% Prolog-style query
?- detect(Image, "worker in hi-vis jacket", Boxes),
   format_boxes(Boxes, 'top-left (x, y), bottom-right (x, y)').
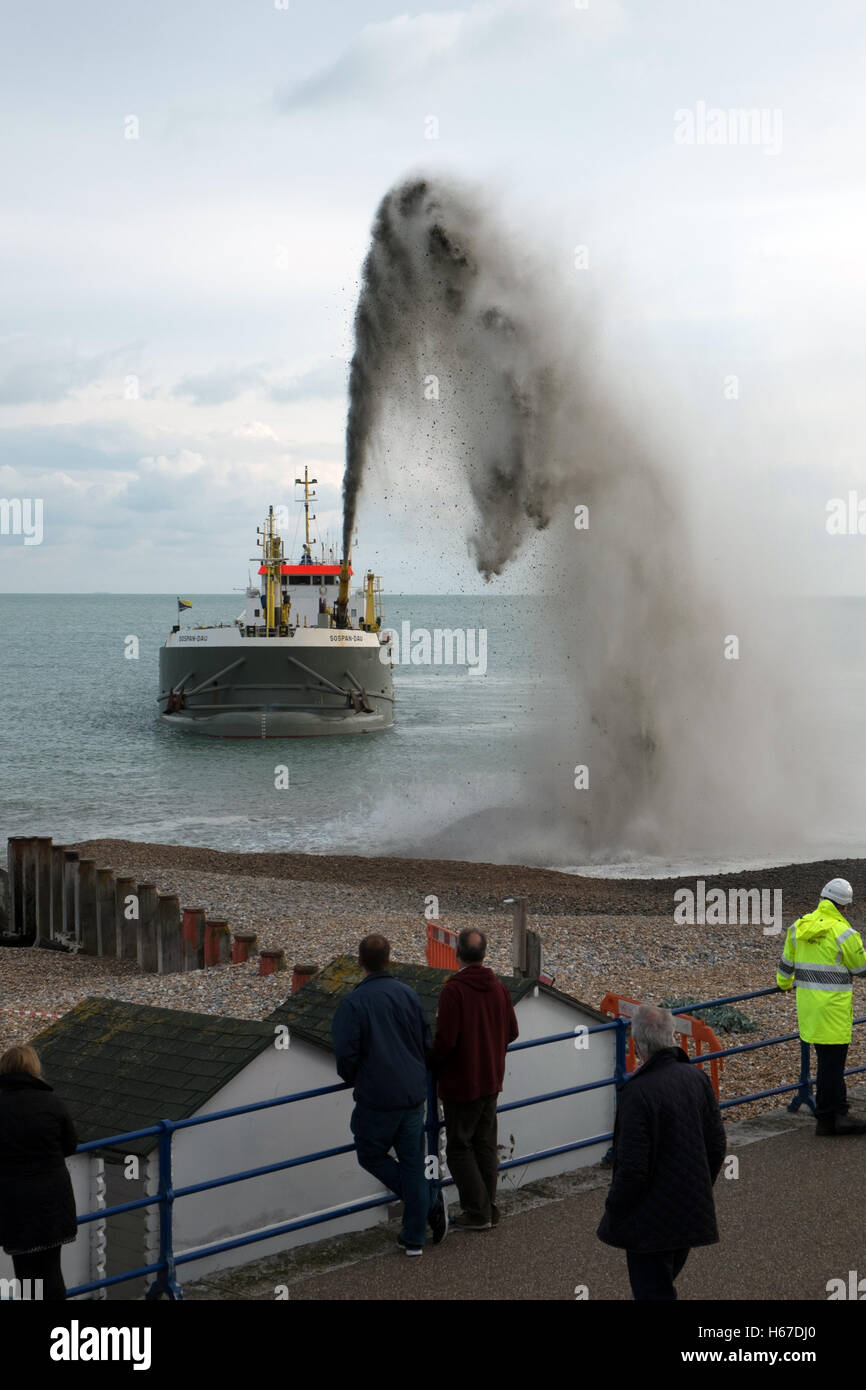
top-left (776, 877), bottom-right (866, 1136)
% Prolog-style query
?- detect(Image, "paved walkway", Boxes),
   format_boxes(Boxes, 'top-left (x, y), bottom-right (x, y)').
top-left (185, 1095), bottom-right (866, 1301)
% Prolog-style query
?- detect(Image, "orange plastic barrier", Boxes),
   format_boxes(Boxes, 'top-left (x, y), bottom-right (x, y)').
top-left (426, 921), bottom-right (458, 970)
top-left (600, 992), bottom-right (724, 1099)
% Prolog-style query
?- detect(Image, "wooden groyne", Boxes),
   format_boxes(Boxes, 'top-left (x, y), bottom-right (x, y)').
top-left (2, 836), bottom-right (291, 979)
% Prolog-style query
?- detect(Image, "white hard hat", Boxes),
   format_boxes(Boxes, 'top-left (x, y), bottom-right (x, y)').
top-left (821, 877), bottom-right (853, 906)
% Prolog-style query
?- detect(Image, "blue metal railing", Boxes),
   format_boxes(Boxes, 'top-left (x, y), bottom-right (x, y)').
top-left (64, 985), bottom-right (866, 1300)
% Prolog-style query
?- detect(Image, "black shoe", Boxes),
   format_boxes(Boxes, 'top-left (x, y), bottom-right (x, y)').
top-left (396, 1235), bottom-right (423, 1256)
top-left (451, 1213), bottom-right (492, 1232)
top-left (429, 1191), bottom-right (449, 1245)
top-left (832, 1114), bottom-right (866, 1135)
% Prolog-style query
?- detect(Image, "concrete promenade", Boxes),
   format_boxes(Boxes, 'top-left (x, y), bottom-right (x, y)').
top-left (185, 1091), bottom-right (866, 1301)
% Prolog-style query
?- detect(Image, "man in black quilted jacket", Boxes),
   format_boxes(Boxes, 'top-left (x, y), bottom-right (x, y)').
top-left (597, 1004), bottom-right (726, 1300)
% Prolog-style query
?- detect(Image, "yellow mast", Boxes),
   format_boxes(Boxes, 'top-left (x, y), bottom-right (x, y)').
top-left (257, 506), bottom-right (286, 632)
top-left (294, 467), bottom-right (317, 561)
top-left (364, 572), bottom-right (377, 630)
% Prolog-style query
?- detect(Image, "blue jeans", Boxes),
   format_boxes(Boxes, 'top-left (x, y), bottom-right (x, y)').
top-left (351, 1102), bottom-right (438, 1247)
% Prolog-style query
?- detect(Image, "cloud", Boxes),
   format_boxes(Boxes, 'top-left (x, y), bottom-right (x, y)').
top-left (230, 421), bottom-right (281, 441)
top-left (173, 363), bottom-right (269, 405)
top-left (0, 337), bottom-right (142, 405)
top-left (173, 358), bottom-right (347, 405)
top-left (276, 0), bottom-right (624, 112)
top-left (277, 8), bottom-right (496, 111)
top-left (267, 360), bottom-right (347, 402)
top-left (0, 421), bottom-right (148, 474)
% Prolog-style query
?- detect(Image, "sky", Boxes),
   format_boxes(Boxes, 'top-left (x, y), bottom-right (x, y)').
top-left (1, 0), bottom-right (865, 593)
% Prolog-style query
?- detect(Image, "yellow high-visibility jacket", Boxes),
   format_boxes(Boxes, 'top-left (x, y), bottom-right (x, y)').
top-left (776, 899), bottom-right (866, 1044)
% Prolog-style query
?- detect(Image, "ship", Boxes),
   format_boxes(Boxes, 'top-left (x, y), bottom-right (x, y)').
top-left (158, 469), bottom-right (394, 737)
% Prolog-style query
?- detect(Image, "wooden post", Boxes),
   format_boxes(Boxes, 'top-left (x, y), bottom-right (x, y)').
top-left (78, 860), bottom-right (98, 954)
top-left (157, 894), bottom-right (182, 975)
top-left (136, 884), bottom-right (159, 972)
top-left (259, 949), bottom-right (287, 976)
top-left (50, 844), bottom-right (66, 939)
top-left (20, 836), bottom-right (38, 941)
top-left (525, 928), bottom-right (543, 980)
top-left (115, 877), bottom-right (138, 959)
top-left (232, 931), bottom-right (258, 965)
top-left (63, 851), bottom-right (80, 941)
top-left (96, 869), bottom-right (117, 957)
top-left (204, 919), bottom-right (231, 967)
top-left (510, 896), bottom-right (528, 976)
top-left (33, 837), bottom-right (53, 945)
top-left (7, 837), bottom-right (26, 934)
top-left (291, 962), bottom-right (318, 993)
top-left (182, 907), bottom-right (206, 971)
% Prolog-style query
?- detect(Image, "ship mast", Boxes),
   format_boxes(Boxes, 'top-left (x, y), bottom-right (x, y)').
top-left (294, 467), bottom-right (317, 562)
top-left (257, 505), bottom-right (287, 633)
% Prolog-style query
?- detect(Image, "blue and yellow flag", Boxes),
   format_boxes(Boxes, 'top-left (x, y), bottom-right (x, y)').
top-left (177, 598), bottom-right (193, 612)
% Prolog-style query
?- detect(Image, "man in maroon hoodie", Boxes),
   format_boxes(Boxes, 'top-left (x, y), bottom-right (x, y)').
top-left (432, 929), bottom-right (519, 1231)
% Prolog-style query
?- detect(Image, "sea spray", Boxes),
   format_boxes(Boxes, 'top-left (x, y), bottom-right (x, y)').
top-left (344, 173), bottom-right (823, 861)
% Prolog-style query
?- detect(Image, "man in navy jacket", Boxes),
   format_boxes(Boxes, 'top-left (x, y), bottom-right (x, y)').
top-left (332, 934), bottom-right (447, 1254)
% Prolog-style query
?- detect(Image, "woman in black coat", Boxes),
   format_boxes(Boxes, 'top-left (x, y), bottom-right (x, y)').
top-left (0, 1044), bottom-right (79, 1300)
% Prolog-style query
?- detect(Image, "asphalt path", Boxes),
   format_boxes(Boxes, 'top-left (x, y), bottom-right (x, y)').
top-left (285, 1121), bottom-right (864, 1301)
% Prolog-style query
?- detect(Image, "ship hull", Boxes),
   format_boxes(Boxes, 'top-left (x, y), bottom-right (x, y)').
top-left (158, 630), bottom-right (394, 738)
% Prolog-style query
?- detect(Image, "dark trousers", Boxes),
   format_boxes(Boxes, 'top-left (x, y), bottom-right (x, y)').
top-left (11, 1247), bottom-right (66, 1301)
top-left (626, 1247), bottom-right (690, 1301)
top-left (814, 1042), bottom-right (849, 1118)
top-left (351, 1102), bottom-right (438, 1247)
top-left (443, 1094), bottom-right (499, 1224)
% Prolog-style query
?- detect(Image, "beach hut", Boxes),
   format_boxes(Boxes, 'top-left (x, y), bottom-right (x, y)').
top-left (3, 958), bottom-right (615, 1298)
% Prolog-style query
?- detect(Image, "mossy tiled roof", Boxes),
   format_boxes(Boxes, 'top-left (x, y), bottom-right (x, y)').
top-left (31, 997), bottom-right (275, 1157)
top-left (266, 955), bottom-right (465, 1049)
top-left (266, 954), bottom-right (606, 1051)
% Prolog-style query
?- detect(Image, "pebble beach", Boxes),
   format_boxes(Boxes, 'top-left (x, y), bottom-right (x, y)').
top-left (2, 839), bottom-right (865, 1121)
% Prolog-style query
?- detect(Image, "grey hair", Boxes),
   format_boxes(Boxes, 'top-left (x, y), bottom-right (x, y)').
top-left (631, 1005), bottom-right (678, 1058)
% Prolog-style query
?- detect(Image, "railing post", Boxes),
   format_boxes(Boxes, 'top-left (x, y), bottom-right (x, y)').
top-left (145, 1120), bottom-right (183, 1300)
top-left (602, 1017), bottom-right (629, 1165)
top-left (788, 1040), bottom-right (816, 1114)
top-left (613, 1015), bottom-right (628, 1085)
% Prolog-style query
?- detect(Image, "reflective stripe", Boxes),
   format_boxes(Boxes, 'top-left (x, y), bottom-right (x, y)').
top-left (851, 965), bottom-right (866, 977)
top-left (836, 928), bottom-right (857, 944)
top-left (795, 964), bottom-right (851, 984)
top-left (794, 976), bottom-right (853, 994)
top-left (777, 960), bottom-right (795, 977)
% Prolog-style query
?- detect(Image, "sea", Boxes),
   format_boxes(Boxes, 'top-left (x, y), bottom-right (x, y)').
top-left (1, 593), bottom-right (865, 875)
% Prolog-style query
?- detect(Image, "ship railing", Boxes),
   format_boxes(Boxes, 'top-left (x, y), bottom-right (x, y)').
top-left (63, 985), bottom-right (866, 1299)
